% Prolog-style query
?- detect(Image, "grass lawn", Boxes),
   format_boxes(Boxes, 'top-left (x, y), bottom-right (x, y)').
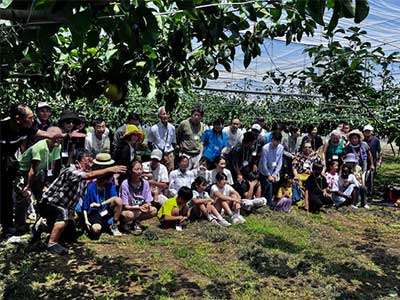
top-left (1, 156), bottom-right (399, 300)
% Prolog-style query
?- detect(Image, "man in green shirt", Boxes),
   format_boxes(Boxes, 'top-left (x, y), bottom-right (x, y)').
top-left (15, 126), bottom-right (64, 232)
top-left (176, 106), bottom-right (205, 169)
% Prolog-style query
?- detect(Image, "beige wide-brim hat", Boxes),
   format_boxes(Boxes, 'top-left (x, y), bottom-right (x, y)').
top-left (348, 129), bottom-right (364, 140)
top-left (93, 153), bottom-right (115, 166)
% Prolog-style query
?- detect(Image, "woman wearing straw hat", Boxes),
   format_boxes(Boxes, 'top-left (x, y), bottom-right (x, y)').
top-left (82, 153), bottom-right (124, 238)
top-left (345, 129), bottom-right (374, 173)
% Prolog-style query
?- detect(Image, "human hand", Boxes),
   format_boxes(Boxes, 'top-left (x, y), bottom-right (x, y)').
top-left (85, 221), bottom-right (92, 231)
top-left (250, 180), bottom-right (258, 187)
top-left (268, 175), bottom-right (275, 182)
top-left (22, 186), bottom-right (32, 198)
top-left (139, 204), bottom-right (150, 212)
top-left (90, 202), bottom-right (101, 208)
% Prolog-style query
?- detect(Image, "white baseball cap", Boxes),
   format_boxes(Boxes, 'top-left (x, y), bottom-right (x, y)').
top-left (150, 149), bottom-right (163, 161)
top-left (363, 124), bottom-right (374, 131)
top-left (251, 124), bottom-right (261, 132)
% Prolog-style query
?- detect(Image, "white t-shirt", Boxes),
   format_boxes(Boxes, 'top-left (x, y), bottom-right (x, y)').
top-left (223, 126), bottom-right (243, 151)
top-left (142, 161), bottom-right (169, 193)
top-left (210, 184), bottom-right (235, 199)
top-left (169, 169), bottom-right (195, 196)
top-left (338, 174), bottom-right (360, 191)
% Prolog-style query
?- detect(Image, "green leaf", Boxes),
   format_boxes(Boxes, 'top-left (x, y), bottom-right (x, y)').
top-left (244, 51), bottom-right (251, 68)
top-left (0, 0), bottom-right (13, 8)
top-left (307, 0), bottom-right (326, 26)
top-left (39, 0), bottom-right (57, 10)
top-left (69, 10), bottom-right (91, 48)
top-left (86, 48), bottom-right (97, 55)
top-left (136, 61), bottom-right (146, 67)
top-left (105, 49), bottom-right (118, 60)
top-left (146, 76), bottom-right (157, 99)
top-left (270, 7), bottom-right (282, 21)
top-left (327, 5), bottom-right (339, 33)
top-left (221, 61), bottom-right (232, 73)
top-left (355, 0), bottom-right (369, 23)
top-left (296, 0), bottom-right (307, 17)
top-left (326, 0), bottom-right (335, 9)
top-left (341, 0), bottom-right (355, 18)
top-left (176, 0), bottom-right (194, 10)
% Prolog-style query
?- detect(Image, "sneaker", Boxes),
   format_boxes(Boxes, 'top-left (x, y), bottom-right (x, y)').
top-left (237, 214), bottom-right (246, 224)
top-left (218, 218), bottom-right (231, 227)
top-left (110, 224), bottom-right (122, 237)
top-left (363, 204), bottom-right (370, 209)
top-left (47, 243), bottom-right (68, 255)
top-left (175, 224), bottom-right (183, 231)
top-left (28, 212), bottom-right (37, 221)
top-left (132, 223), bottom-right (143, 235)
top-left (31, 217), bottom-right (45, 242)
top-left (350, 205), bottom-right (359, 209)
top-left (241, 200), bottom-right (253, 211)
top-left (231, 217), bottom-right (241, 225)
top-left (210, 218), bottom-right (220, 226)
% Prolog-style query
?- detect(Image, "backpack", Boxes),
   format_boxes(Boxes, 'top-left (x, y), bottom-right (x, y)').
top-left (384, 185), bottom-right (400, 203)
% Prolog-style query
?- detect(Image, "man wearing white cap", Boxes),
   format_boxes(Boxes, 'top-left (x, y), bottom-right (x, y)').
top-left (27, 102), bottom-right (53, 147)
top-left (363, 125), bottom-right (382, 169)
top-left (142, 149), bottom-right (169, 205)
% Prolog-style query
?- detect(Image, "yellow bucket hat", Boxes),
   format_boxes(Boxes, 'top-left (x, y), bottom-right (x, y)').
top-left (123, 124), bottom-right (144, 143)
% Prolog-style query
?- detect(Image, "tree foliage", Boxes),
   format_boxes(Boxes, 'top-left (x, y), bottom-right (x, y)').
top-left (0, 0), bottom-right (370, 108)
top-left (267, 26), bottom-right (400, 145)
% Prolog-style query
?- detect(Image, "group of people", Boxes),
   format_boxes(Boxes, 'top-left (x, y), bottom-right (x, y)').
top-left (0, 102), bottom-right (382, 255)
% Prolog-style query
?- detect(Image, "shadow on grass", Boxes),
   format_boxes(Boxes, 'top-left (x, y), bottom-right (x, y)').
top-left (258, 234), bottom-right (305, 254)
top-left (0, 242), bottom-right (208, 300)
top-left (299, 229), bottom-right (400, 300)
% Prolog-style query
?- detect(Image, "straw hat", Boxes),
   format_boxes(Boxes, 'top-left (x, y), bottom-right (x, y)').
top-left (93, 153), bottom-right (115, 166)
top-left (348, 129), bottom-right (364, 140)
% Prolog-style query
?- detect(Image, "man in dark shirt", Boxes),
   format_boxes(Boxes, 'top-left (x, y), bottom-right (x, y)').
top-left (0, 104), bottom-right (55, 238)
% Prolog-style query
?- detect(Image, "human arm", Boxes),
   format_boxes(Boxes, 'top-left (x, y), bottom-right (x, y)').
top-left (368, 149), bottom-right (375, 171)
top-left (272, 146), bottom-right (283, 177)
top-left (212, 186), bottom-right (241, 203)
top-left (192, 196), bottom-right (213, 205)
top-left (82, 165), bottom-right (127, 180)
top-left (243, 180), bottom-right (257, 199)
top-left (24, 160), bottom-right (40, 191)
top-left (83, 210), bottom-right (92, 230)
top-left (148, 179), bottom-right (168, 190)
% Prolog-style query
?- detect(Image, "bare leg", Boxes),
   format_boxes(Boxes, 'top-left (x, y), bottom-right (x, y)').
top-left (48, 221), bottom-right (67, 245)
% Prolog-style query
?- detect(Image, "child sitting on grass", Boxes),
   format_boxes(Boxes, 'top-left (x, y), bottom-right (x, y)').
top-left (190, 176), bottom-right (231, 227)
top-left (273, 175), bottom-right (293, 212)
top-left (157, 186), bottom-right (193, 231)
top-left (210, 172), bottom-right (245, 225)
